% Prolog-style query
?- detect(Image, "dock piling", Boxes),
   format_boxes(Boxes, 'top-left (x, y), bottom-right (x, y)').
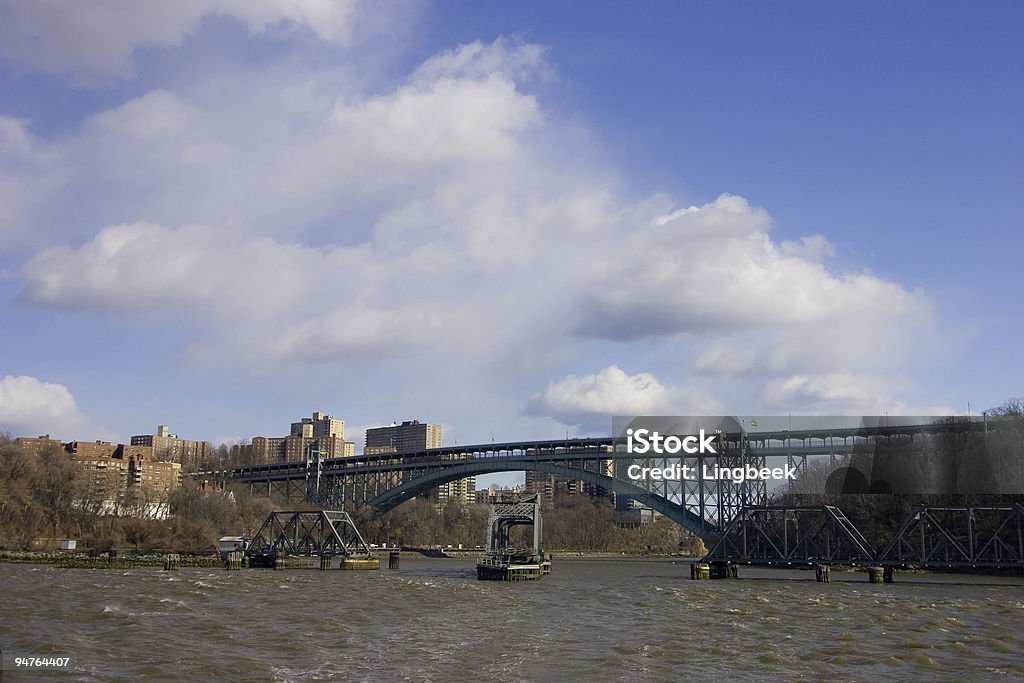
top-left (691, 562), bottom-right (711, 580)
top-left (225, 551), bottom-right (242, 570)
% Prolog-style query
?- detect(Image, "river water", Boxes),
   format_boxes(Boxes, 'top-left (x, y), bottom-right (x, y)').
top-left (1, 558), bottom-right (1022, 682)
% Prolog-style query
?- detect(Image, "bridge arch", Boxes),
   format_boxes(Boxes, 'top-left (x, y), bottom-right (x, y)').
top-left (365, 460), bottom-right (717, 541)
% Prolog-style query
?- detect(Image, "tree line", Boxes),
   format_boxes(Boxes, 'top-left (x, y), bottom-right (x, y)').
top-left (0, 436), bottom-right (275, 553)
top-left (0, 435), bottom-right (702, 555)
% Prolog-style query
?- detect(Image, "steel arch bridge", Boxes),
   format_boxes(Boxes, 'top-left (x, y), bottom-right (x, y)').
top-left (204, 435), bottom-right (768, 541)
top-left (367, 457), bottom-right (715, 536)
top-left (201, 419), bottom-right (1000, 544)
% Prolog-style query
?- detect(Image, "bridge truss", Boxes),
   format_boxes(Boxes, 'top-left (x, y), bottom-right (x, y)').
top-left (217, 436), bottom-right (772, 540)
top-left (703, 505), bottom-right (877, 566)
top-left (704, 504), bottom-right (1024, 570)
top-left (877, 504), bottom-right (1024, 568)
top-left (247, 510), bottom-right (372, 559)
top-left (485, 494), bottom-right (542, 557)
top-left (205, 419), bottom-right (1005, 544)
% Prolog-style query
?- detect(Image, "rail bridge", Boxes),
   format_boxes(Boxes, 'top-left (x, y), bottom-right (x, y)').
top-left (202, 419), bottom-right (999, 543)
top-left (703, 503), bottom-right (1024, 570)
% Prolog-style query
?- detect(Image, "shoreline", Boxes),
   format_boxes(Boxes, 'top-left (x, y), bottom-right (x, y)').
top-left (0, 551), bottom-right (223, 569)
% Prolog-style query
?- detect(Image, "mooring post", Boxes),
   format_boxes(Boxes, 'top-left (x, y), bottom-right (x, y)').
top-left (389, 551), bottom-right (400, 569)
top-left (815, 564), bottom-right (830, 583)
top-left (225, 551), bottom-right (242, 570)
top-left (163, 553), bottom-right (180, 571)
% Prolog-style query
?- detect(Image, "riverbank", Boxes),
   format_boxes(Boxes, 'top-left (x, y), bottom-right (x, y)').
top-left (0, 550), bottom-right (223, 569)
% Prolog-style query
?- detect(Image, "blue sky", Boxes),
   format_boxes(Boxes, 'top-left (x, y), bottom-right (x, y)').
top-left (0, 1), bottom-right (1021, 473)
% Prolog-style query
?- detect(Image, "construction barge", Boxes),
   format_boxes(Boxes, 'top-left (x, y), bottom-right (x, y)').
top-left (476, 494), bottom-right (551, 581)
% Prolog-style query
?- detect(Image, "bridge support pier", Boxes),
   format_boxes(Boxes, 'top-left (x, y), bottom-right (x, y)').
top-left (690, 562), bottom-right (710, 580)
top-left (709, 560), bottom-right (739, 579)
top-left (815, 564), bottom-right (830, 583)
top-left (389, 551), bottom-right (400, 569)
top-left (320, 555), bottom-right (332, 570)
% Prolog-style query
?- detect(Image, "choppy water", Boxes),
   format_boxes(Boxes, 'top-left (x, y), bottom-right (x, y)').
top-left (2, 558), bottom-right (1023, 682)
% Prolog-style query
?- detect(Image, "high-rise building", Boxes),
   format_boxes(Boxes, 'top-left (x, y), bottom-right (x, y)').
top-left (249, 436), bottom-right (286, 465)
top-left (130, 425), bottom-right (211, 471)
top-left (65, 440), bottom-right (117, 459)
top-left (524, 471), bottom-right (556, 502)
top-left (290, 411), bottom-right (344, 439)
top-left (525, 458), bottom-right (613, 506)
top-left (365, 421), bottom-right (474, 506)
top-left (365, 420), bottom-right (442, 453)
top-left (71, 449), bottom-right (130, 505)
top-left (242, 412), bottom-right (354, 466)
top-left (67, 442), bottom-right (181, 514)
top-left (120, 445), bottom-right (181, 495)
top-left (439, 475), bottom-right (476, 506)
top-left (13, 435), bottom-right (63, 453)
top-left (283, 434), bottom-right (354, 462)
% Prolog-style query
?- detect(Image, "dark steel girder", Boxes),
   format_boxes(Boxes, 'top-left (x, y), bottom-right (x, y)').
top-left (364, 459), bottom-right (717, 540)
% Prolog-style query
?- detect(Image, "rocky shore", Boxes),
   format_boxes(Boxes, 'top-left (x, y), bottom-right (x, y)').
top-left (0, 550), bottom-right (223, 569)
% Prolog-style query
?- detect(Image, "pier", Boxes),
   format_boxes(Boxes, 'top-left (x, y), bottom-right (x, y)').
top-left (477, 494), bottom-right (551, 581)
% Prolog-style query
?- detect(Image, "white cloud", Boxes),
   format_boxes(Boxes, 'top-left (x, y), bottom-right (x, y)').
top-left (0, 375), bottom-right (90, 439)
top-left (20, 222), bottom-right (326, 317)
top-left (0, 37), bottom-right (550, 252)
top-left (524, 366), bottom-right (721, 431)
top-left (755, 373), bottom-right (964, 417)
top-left (412, 37), bottom-right (551, 85)
top-left (330, 75), bottom-right (541, 165)
top-left (780, 234), bottom-right (835, 260)
top-left (0, 0), bottom-right (359, 84)
top-left (573, 193), bottom-right (928, 340)
top-left (5, 27), bottom-right (947, 427)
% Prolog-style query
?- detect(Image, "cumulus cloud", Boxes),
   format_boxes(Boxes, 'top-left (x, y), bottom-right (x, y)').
top-left (758, 373), bottom-right (912, 414)
top-left (573, 193), bottom-right (927, 341)
top-left (524, 366), bottom-right (721, 432)
top-left (18, 221), bottom-right (457, 362)
top-left (0, 0), bottom-right (359, 84)
top-left (5, 23), bottom-right (943, 426)
top-left (0, 38), bottom-right (550, 252)
top-left (0, 375), bottom-right (90, 438)
top-left (330, 75), bottom-right (541, 165)
top-left (412, 37), bottom-right (551, 85)
top-left (21, 222), bottom-right (331, 316)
